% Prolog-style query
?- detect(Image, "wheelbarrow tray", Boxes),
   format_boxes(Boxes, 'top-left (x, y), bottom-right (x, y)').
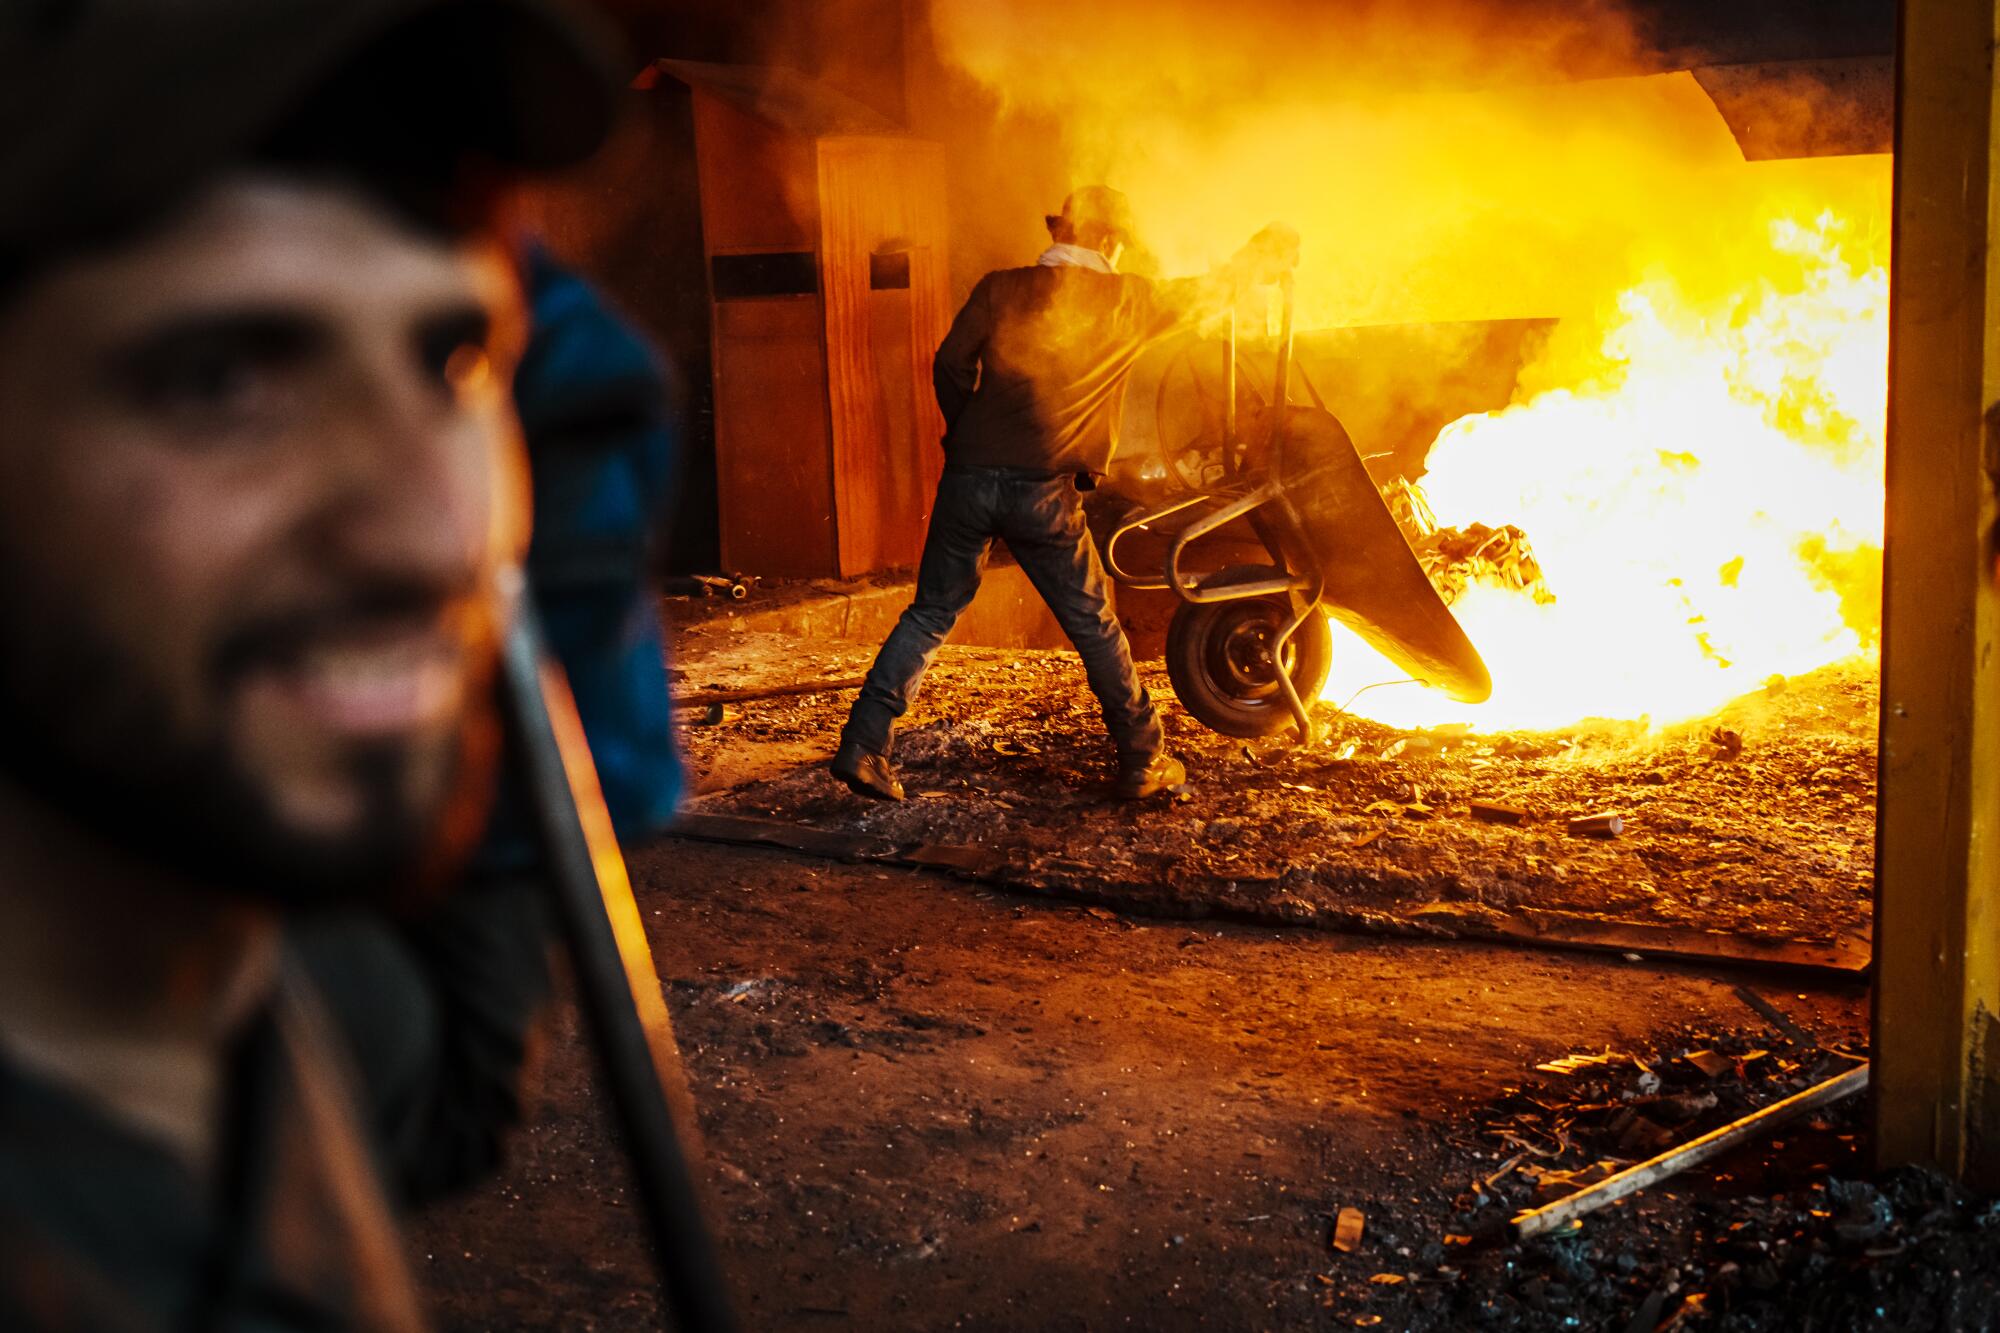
top-left (1276, 406), bottom-right (1492, 704)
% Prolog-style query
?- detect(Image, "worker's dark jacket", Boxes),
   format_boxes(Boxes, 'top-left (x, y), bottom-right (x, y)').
top-left (934, 265), bottom-right (1182, 476)
top-left (0, 255), bottom-right (682, 1332)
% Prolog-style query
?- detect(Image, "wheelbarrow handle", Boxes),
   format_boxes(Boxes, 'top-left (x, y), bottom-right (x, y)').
top-left (1268, 271), bottom-right (1297, 470)
top-left (1165, 481), bottom-right (1296, 603)
top-left (500, 593), bottom-right (739, 1333)
top-left (1105, 493), bottom-right (1209, 588)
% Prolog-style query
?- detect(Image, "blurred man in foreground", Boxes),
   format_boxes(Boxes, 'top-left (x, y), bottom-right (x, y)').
top-left (0, 1), bottom-right (629, 1327)
top-left (832, 187), bottom-right (1298, 802)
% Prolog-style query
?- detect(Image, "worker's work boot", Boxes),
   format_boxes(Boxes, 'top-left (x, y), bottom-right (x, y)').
top-left (1115, 753), bottom-right (1186, 800)
top-left (831, 742), bottom-right (905, 801)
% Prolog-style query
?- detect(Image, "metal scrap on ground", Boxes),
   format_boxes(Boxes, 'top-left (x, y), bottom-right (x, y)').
top-left (1566, 812), bottom-right (1625, 838)
top-left (1332, 1207), bottom-right (1367, 1253)
top-left (1511, 1063), bottom-right (1871, 1240)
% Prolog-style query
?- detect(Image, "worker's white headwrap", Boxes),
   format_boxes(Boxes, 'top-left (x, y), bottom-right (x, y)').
top-left (1038, 242), bottom-right (1118, 274)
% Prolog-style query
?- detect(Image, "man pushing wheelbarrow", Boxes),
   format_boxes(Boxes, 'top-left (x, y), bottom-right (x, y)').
top-left (830, 186), bottom-right (1299, 802)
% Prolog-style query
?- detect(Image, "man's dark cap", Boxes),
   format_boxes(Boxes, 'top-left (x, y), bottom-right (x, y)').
top-left (1046, 185), bottom-right (1135, 243)
top-left (0, 0), bottom-right (626, 262)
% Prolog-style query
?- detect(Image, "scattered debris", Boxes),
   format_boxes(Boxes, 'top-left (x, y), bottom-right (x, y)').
top-left (1622, 1288), bottom-right (1669, 1333)
top-left (1468, 800), bottom-right (1528, 825)
top-left (991, 738), bottom-right (1042, 756)
top-left (1566, 812), bottom-right (1624, 838)
top-left (1535, 1051), bottom-right (1628, 1076)
top-left (1332, 1207), bottom-right (1366, 1253)
top-left (1684, 1049), bottom-right (1735, 1079)
top-left (675, 675), bottom-right (866, 709)
top-left (1733, 984), bottom-right (1822, 1049)
top-left (1511, 1063), bottom-right (1870, 1239)
top-left (1302, 1025), bottom-right (1943, 1330)
top-left (664, 572), bottom-right (756, 600)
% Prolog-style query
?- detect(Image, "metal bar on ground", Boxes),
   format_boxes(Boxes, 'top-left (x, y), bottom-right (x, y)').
top-left (674, 676), bottom-right (867, 709)
top-left (1512, 1064), bottom-right (1871, 1240)
top-left (502, 601), bottom-right (738, 1332)
top-left (1875, 0), bottom-right (2000, 1185)
top-left (1732, 984), bottom-right (1820, 1049)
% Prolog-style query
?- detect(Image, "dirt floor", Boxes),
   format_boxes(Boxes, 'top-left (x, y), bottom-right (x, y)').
top-left (677, 628), bottom-right (1877, 955)
top-left (401, 620), bottom-right (1932, 1330)
top-left (408, 836), bottom-right (1875, 1332)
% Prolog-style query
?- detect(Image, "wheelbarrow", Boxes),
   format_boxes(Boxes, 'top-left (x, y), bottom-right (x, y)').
top-left (1103, 275), bottom-right (1493, 744)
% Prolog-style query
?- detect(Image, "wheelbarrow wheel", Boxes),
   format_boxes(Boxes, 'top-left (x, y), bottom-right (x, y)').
top-left (1164, 570), bottom-right (1333, 739)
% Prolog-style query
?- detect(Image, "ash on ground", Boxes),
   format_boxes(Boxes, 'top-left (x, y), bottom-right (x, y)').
top-left (682, 635), bottom-right (1876, 948)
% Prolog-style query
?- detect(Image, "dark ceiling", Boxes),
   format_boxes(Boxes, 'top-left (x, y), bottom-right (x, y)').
top-left (595, 0), bottom-right (1896, 72)
top-left (587, 0), bottom-right (1897, 134)
top-left (1628, 0), bottom-right (1893, 64)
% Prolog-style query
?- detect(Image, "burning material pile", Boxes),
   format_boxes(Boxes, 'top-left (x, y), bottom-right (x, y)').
top-left (1383, 477), bottom-right (1552, 609)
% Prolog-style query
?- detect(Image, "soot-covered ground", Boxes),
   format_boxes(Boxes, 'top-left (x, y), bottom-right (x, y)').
top-left (679, 629), bottom-right (1875, 957)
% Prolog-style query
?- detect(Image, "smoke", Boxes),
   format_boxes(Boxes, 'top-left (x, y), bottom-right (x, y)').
top-left (919, 0), bottom-right (1887, 333)
top-left (931, 0), bottom-right (1650, 111)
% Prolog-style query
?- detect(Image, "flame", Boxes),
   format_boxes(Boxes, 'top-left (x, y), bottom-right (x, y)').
top-left (926, 0), bottom-right (1892, 732)
top-left (1326, 207), bottom-right (1888, 731)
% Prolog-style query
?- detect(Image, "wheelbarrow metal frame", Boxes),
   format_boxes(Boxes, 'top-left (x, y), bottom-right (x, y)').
top-left (1103, 274), bottom-right (1327, 743)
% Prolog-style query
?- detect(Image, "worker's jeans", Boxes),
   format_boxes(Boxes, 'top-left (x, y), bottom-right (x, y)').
top-left (841, 464), bottom-right (1165, 764)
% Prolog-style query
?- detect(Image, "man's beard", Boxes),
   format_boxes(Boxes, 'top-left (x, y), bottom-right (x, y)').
top-left (0, 565), bottom-right (499, 910)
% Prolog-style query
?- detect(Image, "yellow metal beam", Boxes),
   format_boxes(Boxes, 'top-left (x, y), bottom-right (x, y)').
top-left (1875, 0), bottom-right (2000, 1182)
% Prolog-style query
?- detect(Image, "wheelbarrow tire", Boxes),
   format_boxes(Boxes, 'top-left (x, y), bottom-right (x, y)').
top-left (1164, 571), bottom-right (1333, 739)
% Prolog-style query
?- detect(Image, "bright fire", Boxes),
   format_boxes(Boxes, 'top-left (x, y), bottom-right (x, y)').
top-left (928, 0), bottom-right (1892, 733)
top-left (1324, 207), bottom-right (1888, 731)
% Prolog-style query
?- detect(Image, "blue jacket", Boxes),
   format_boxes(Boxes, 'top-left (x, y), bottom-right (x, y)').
top-left (483, 248), bottom-right (684, 861)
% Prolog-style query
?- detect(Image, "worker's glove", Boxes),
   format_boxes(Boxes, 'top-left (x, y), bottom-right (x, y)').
top-left (1231, 222), bottom-right (1301, 284)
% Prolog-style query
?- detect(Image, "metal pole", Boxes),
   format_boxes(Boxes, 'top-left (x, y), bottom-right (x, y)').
top-left (1874, 0), bottom-right (2000, 1186)
top-left (1263, 273), bottom-right (1314, 745)
top-left (500, 598), bottom-right (738, 1331)
top-left (1268, 272), bottom-right (1297, 473)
